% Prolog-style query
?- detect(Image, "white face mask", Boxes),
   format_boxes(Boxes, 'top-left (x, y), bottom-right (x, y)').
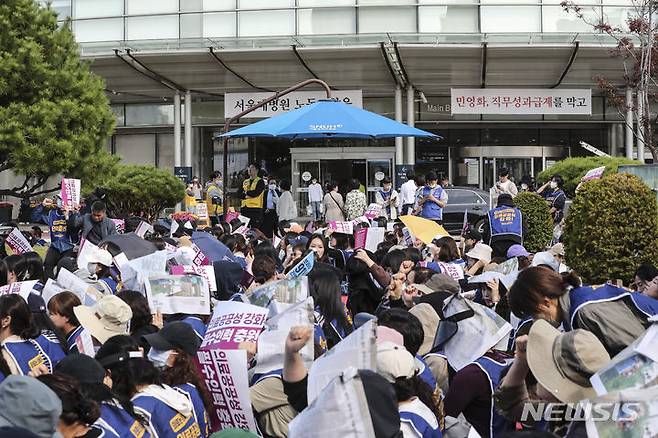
top-left (521, 183), bottom-right (528, 190)
top-left (147, 348), bottom-right (171, 369)
top-left (87, 262), bottom-right (98, 275)
top-left (550, 181), bottom-right (558, 189)
top-left (269, 183), bottom-right (277, 190)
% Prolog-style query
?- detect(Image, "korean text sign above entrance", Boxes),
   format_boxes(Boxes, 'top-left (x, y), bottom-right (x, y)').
top-left (225, 90), bottom-right (363, 119)
top-left (450, 89), bottom-right (591, 115)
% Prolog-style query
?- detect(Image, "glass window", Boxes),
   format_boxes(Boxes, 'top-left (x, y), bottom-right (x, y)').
top-left (298, 8), bottom-right (356, 35)
top-left (180, 0), bottom-right (236, 11)
top-left (605, 96), bottom-right (624, 120)
top-left (125, 104), bottom-right (175, 126)
top-left (126, 15), bottom-right (179, 40)
top-left (126, 0), bottom-right (178, 15)
top-left (420, 0), bottom-right (476, 3)
top-left (73, 18), bottom-right (123, 42)
top-left (603, 7), bottom-right (633, 31)
top-left (192, 101), bottom-right (225, 124)
top-left (157, 133), bottom-right (175, 170)
top-left (111, 105), bottom-right (125, 127)
top-left (481, 128), bottom-right (539, 145)
top-left (419, 6), bottom-right (478, 33)
top-left (238, 0), bottom-right (294, 9)
top-left (358, 7), bottom-right (416, 33)
top-left (299, 0), bottom-right (354, 5)
top-left (446, 189), bottom-right (481, 204)
top-left (73, 0), bottom-right (122, 18)
top-left (363, 97), bottom-right (395, 119)
top-left (238, 10), bottom-right (294, 36)
top-left (202, 12), bottom-right (237, 37)
top-left (44, 0), bottom-right (71, 18)
top-left (115, 134), bottom-right (156, 166)
top-left (181, 13), bottom-right (203, 38)
top-left (359, 0), bottom-right (414, 4)
top-left (481, 6), bottom-right (541, 32)
top-left (542, 6), bottom-right (599, 32)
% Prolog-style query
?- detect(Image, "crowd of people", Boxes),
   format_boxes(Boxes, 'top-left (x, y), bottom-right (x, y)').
top-left (0, 162), bottom-right (655, 438)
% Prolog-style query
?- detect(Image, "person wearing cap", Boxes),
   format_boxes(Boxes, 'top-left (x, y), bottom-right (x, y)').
top-left (0, 375), bottom-right (62, 438)
top-left (495, 320), bottom-right (610, 436)
top-left (509, 266), bottom-right (658, 356)
top-left (78, 247), bottom-right (121, 295)
top-left (461, 229), bottom-right (481, 256)
top-left (32, 196), bottom-right (76, 279)
top-left (415, 172), bottom-right (448, 224)
top-left (548, 243), bottom-right (569, 273)
top-left (55, 354), bottom-right (150, 438)
top-left (0, 294), bottom-right (65, 376)
top-left (143, 322), bottom-right (210, 436)
top-left (74, 295), bottom-right (133, 346)
top-left (375, 177), bottom-right (399, 221)
top-left (376, 341), bottom-right (442, 438)
top-left (482, 194), bottom-right (525, 259)
top-left (464, 242), bottom-right (493, 276)
top-left (96, 335), bottom-right (200, 438)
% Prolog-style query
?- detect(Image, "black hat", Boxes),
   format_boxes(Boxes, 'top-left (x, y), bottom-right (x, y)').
top-left (143, 321), bottom-right (201, 356)
top-left (464, 229), bottom-right (482, 241)
top-left (55, 354), bottom-right (105, 384)
top-left (27, 293), bottom-right (46, 314)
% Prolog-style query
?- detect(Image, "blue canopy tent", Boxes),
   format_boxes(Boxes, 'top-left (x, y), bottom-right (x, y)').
top-left (218, 100), bottom-right (440, 140)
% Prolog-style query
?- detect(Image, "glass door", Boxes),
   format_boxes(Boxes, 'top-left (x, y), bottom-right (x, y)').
top-left (495, 158), bottom-right (532, 185)
top-left (366, 159), bottom-right (392, 203)
top-left (296, 160), bottom-right (320, 217)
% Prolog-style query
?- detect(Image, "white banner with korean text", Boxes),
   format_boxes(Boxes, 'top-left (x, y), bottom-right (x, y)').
top-left (225, 90), bottom-right (363, 119)
top-left (450, 89), bottom-right (591, 115)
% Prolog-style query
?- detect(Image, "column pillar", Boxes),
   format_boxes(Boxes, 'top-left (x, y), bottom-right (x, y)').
top-left (395, 85), bottom-right (403, 165)
top-left (174, 93), bottom-right (181, 167)
top-left (406, 84), bottom-right (415, 164)
top-left (625, 88), bottom-right (634, 159)
top-left (184, 90), bottom-right (193, 168)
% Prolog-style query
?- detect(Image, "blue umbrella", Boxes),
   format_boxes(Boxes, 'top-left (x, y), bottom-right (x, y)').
top-left (191, 231), bottom-right (236, 263)
top-left (219, 100), bottom-right (439, 139)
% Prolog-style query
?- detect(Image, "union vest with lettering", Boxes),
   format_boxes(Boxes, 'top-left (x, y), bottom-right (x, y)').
top-left (173, 384), bottom-right (209, 438)
top-left (241, 177), bottom-right (264, 209)
top-left (488, 206), bottom-right (523, 243)
top-left (2, 333), bottom-right (65, 375)
top-left (420, 186), bottom-right (445, 220)
top-left (93, 400), bottom-right (150, 438)
top-left (567, 284), bottom-right (658, 331)
top-left (470, 354), bottom-right (516, 438)
top-left (132, 390), bottom-right (201, 438)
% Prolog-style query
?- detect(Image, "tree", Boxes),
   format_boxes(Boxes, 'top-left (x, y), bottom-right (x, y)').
top-left (0, 0), bottom-right (117, 198)
top-left (562, 0), bottom-right (658, 161)
top-left (514, 192), bottom-right (554, 253)
top-left (101, 165), bottom-right (185, 222)
top-left (537, 156), bottom-right (638, 196)
top-left (563, 173), bottom-right (658, 284)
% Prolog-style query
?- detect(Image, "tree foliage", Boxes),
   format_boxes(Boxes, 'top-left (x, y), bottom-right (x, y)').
top-left (101, 165), bottom-right (185, 222)
top-left (514, 192), bottom-right (554, 253)
top-left (537, 156), bottom-right (639, 196)
top-left (0, 0), bottom-right (117, 198)
top-left (563, 173), bottom-right (658, 285)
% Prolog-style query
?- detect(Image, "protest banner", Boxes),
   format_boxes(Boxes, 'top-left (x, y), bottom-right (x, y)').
top-left (287, 251), bottom-right (314, 279)
top-left (5, 228), bottom-right (33, 254)
top-left (60, 178), bottom-right (81, 209)
top-left (40, 279), bottom-right (66, 306)
top-left (237, 215), bottom-right (251, 226)
top-left (201, 301), bottom-right (268, 350)
top-left (351, 216), bottom-right (370, 226)
top-left (144, 275), bottom-right (210, 316)
top-left (402, 227), bottom-right (415, 246)
top-left (328, 221), bottom-right (353, 235)
top-left (364, 203), bottom-right (382, 220)
top-left (77, 239), bottom-right (103, 271)
top-left (224, 210), bottom-right (239, 223)
top-left (354, 228), bottom-right (367, 250)
top-left (0, 280), bottom-right (39, 301)
top-left (590, 324), bottom-right (658, 396)
top-left (164, 242), bottom-right (177, 253)
top-left (135, 221), bottom-right (152, 238)
top-left (170, 265), bottom-right (217, 292)
top-left (75, 329), bottom-right (95, 357)
top-left (110, 218), bottom-right (125, 234)
top-left (253, 297), bottom-right (315, 375)
top-left (195, 203), bottom-right (209, 221)
top-left (582, 166), bottom-right (606, 182)
top-left (584, 385), bottom-right (658, 438)
top-left (196, 349), bottom-right (257, 432)
top-left (190, 243), bottom-right (210, 266)
top-left (354, 227), bottom-right (385, 252)
top-left (249, 277), bottom-right (309, 309)
top-left (56, 268), bottom-right (100, 305)
top-left (307, 319), bottom-right (377, 403)
top-left (434, 261), bottom-right (465, 281)
top-left (170, 220), bottom-right (180, 237)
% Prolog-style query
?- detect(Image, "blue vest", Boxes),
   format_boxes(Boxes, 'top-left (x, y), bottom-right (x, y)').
top-left (33, 207), bottom-right (74, 253)
top-left (488, 206), bottom-right (522, 241)
top-left (507, 316), bottom-right (533, 351)
top-left (416, 355), bottom-right (438, 391)
top-left (66, 325), bottom-right (84, 353)
top-left (400, 410), bottom-right (443, 438)
top-left (250, 368), bottom-right (283, 387)
top-left (567, 284), bottom-right (658, 331)
top-left (132, 390), bottom-right (201, 438)
top-left (174, 384), bottom-right (209, 438)
top-left (471, 355), bottom-right (515, 438)
top-left (100, 277), bottom-right (120, 295)
top-left (93, 400), bottom-right (150, 438)
top-left (180, 317), bottom-right (207, 341)
top-left (2, 334), bottom-right (65, 375)
top-left (420, 186), bottom-right (445, 220)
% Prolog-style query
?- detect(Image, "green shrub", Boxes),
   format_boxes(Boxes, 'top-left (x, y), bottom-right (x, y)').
top-left (563, 173), bottom-right (658, 285)
top-left (537, 156), bottom-right (639, 197)
top-left (514, 192), bottom-right (554, 253)
top-left (102, 165), bottom-right (185, 222)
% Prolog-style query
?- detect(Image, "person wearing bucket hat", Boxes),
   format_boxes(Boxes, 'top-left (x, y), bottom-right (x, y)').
top-left (465, 242), bottom-right (493, 276)
top-left (74, 295), bottom-right (132, 345)
top-left (0, 375), bottom-right (62, 438)
top-left (495, 320), bottom-right (610, 435)
top-left (0, 294), bottom-right (65, 375)
top-left (143, 322), bottom-right (211, 437)
top-left (55, 354), bottom-right (149, 438)
top-left (482, 193), bottom-right (525, 259)
top-left (508, 266), bottom-right (658, 356)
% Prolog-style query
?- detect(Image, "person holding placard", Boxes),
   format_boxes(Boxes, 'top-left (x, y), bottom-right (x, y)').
top-left (32, 196), bottom-right (76, 279)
